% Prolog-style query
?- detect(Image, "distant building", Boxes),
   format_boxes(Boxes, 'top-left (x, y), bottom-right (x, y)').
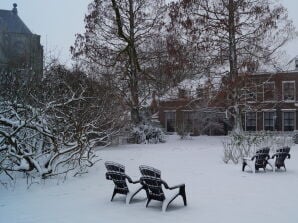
top-left (0, 3), bottom-right (43, 79)
top-left (157, 79), bottom-right (229, 136)
top-left (157, 58), bottom-right (298, 135)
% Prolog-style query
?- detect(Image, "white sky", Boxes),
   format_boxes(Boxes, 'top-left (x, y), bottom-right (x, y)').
top-left (0, 0), bottom-right (297, 65)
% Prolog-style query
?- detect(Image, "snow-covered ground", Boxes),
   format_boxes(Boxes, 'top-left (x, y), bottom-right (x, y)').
top-left (1, 135), bottom-right (298, 223)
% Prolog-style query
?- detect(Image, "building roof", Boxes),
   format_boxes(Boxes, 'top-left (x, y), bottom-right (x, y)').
top-left (0, 4), bottom-right (32, 34)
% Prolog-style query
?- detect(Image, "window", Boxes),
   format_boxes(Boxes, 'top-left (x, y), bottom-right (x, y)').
top-left (263, 82), bottom-right (275, 101)
top-left (183, 111), bottom-right (195, 133)
top-left (264, 111), bottom-right (276, 131)
top-left (283, 111), bottom-right (295, 131)
top-left (283, 81), bottom-right (295, 101)
top-left (165, 111), bottom-right (176, 132)
top-left (245, 112), bottom-right (256, 131)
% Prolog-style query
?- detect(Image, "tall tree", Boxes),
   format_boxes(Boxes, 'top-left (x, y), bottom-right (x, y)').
top-left (169, 0), bottom-right (296, 132)
top-left (71, 0), bottom-right (167, 125)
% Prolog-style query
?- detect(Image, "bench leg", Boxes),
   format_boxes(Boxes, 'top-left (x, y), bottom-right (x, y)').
top-left (242, 162), bottom-right (247, 172)
top-left (111, 190), bottom-right (117, 201)
top-left (126, 186), bottom-right (144, 204)
top-left (180, 185), bottom-right (187, 206)
top-left (162, 185), bottom-right (187, 212)
top-left (146, 198), bottom-right (151, 207)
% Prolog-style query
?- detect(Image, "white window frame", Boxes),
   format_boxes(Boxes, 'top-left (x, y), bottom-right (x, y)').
top-left (282, 81), bottom-right (295, 102)
top-left (245, 112), bottom-right (257, 131)
top-left (262, 109), bottom-right (276, 131)
top-left (263, 81), bottom-right (276, 102)
top-left (282, 109), bottom-right (296, 132)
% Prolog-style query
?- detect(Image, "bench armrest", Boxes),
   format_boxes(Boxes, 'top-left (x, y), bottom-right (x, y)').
top-left (105, 172), bottom-right (112, 180)
top-left (168, 183), bottom-right (185, 190)
top-left (287, 154), bottom-right (291, 159)
top-left (162, 179), bottom-right (185, 190)
top-left (126, 175), bottom-right (140, 184)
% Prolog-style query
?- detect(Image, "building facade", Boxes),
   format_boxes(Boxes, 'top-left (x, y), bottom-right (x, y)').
top-left (157, 60), bottom-right (298, 135)
top-left (243, 70), bottom-right (298, 132)
top-left (158, 86), bottom-right (229, 136)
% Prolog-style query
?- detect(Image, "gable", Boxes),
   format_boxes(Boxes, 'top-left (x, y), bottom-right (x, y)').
top-left (0, 9), bottom-right (32, 34)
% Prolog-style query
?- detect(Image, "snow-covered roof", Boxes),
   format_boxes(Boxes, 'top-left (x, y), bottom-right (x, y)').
top-left (159, 78), bottom-right (203, 101)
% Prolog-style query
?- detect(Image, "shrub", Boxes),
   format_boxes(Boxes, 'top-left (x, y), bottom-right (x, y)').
top-left (130, 124), bottom-right (166, 144)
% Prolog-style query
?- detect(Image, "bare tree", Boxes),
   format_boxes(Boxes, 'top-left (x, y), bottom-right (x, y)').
top-left (169, 0), bottom-right (296, 133)
top-left (71, 0), bottom-right (167, 125)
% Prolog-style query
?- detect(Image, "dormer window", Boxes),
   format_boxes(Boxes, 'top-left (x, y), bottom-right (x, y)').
top-left (196, 87), bottom-right (203, 98)
top-left (178, 88), bottom-right (191, 98)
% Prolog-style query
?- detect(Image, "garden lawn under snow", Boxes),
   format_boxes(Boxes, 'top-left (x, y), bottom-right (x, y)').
top-left (1, 135), bottom-right (298, 223)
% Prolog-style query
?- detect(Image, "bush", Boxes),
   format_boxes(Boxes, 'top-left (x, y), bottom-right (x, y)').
top-left (176, 124), bottom-right (192, 139)
top-left (222, 131), bottom-right (293, 164)
top-left (130, 124), bottom-right (166, 144)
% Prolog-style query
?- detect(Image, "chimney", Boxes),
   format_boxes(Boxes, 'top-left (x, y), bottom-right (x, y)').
top-left (12, 3), bottom-right (18, 15)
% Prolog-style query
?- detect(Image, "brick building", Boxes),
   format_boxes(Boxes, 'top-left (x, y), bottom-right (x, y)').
top-left (242, 68), bottom-right (298, 132)
top-left (157, 59), bottom-right (298, 135)
top-left (157, 79), bottom-right (228, 135)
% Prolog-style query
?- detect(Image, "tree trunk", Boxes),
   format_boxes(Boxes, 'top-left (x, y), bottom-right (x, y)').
top-left (128, 0), bottom-right (141, 125)
top-left (228, 0), bottom-right (242, 133)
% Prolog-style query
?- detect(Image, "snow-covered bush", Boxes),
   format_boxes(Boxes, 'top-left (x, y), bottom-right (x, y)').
top-left (176, 124), bottom-right (192, 139)
top-left (0, 65), bottom-right (125, 184)
top-left (222, 131), bottom-right (293, 164)
top-left (130, 124), bottom-right (166, 144)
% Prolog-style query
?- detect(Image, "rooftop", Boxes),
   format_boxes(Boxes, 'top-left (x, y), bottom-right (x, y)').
top-left (0, 4), bottom-right (32, 34)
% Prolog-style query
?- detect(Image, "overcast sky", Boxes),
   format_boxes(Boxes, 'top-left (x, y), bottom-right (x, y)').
top-left (0, 0), bottom-right (298, 65)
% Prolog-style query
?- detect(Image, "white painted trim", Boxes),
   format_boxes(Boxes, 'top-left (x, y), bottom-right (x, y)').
top-left (180, 110), bottom-right (193, 112)
top-left (256, 112), bottom-right (258, 131)
top-left (281, 109), bottom-right (296, 111)
top-left (261, 109), bottom-right (276, 111)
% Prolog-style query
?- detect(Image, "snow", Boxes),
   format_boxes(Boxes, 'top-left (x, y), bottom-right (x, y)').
top-left (1, 135), bottom-right (298, 223)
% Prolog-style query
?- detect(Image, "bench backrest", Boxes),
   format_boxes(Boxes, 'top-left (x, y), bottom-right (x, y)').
top-left (139, 165), bottom-right (161, 178)
top-left (274, 146), bottom-right (290, 165)
top-left (105, 161), bottom-right (128, 192)
top-left (140, 176), bottom-right (165, 201)
top-left (276, 146), bottom-right (290, 154)
top-left (105, 161), bottom-right (125, 173)
top-left (254, 147), bottom-right (270, 167)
